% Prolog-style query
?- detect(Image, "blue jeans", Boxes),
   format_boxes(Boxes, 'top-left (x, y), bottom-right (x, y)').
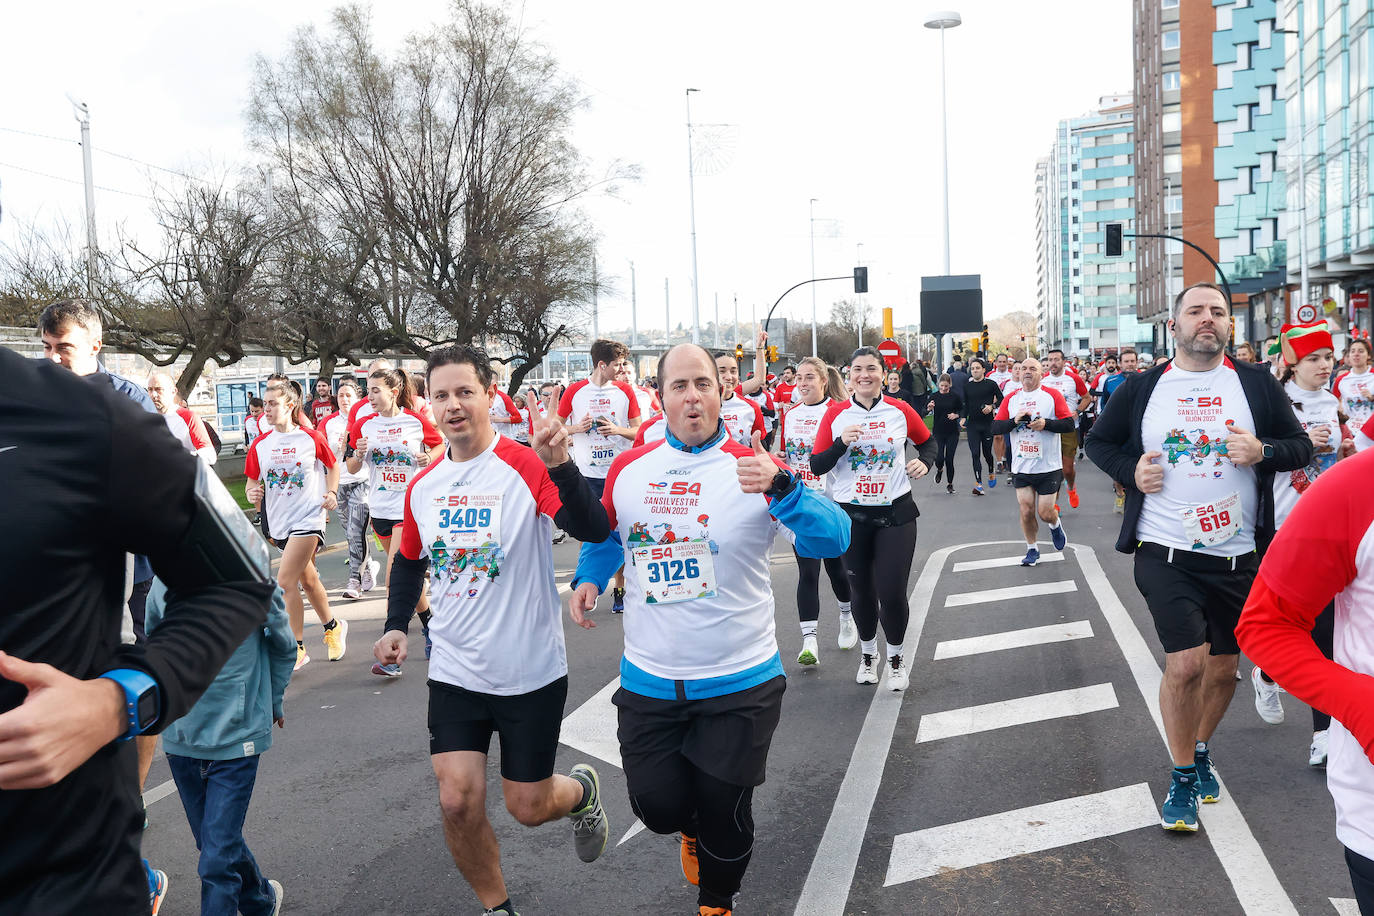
top-left (166, 754), bottom-right (276, 916)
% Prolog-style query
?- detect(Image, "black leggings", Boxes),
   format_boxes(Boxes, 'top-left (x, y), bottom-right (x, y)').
top-left (934, 432), bottom-right (959, 484)
top-left (967, 422), bottom-right (994, 480)
top-left (1349, 846), bottom-right (1374, 914)
top-left (630, 769), bottom-right (755, 910)
top-left (844, 518), bottom-right (918, 646)
top-left (794, 548), bottom-right (850, 622)
top-left (1312, 601), bottom-right (1336, 731)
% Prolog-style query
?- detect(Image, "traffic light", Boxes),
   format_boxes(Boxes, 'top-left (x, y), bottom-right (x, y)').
top-left (853, 266), bottom-right (869, 294)
top-left (766, 344), bottom-right (778, 363)
top-left (1105, 222), bottom-right (1124, 258)
top-left (734, 343), bottom-right (744, 361)
top-left (980, 324), bottom-right (990, 356)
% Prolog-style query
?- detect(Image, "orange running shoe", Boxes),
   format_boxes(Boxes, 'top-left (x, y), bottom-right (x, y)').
top-left (681, 833), bottom-right (700, 886)
top-left (699, 908), bottom-right (731, 916)
top-left (1068, 488), bottom-right (1080, 509)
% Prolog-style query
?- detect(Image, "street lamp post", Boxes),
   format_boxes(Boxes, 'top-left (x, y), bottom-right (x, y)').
top-left (924, 10), bottom-right (961, 369)
top-left (809, 198), bottom-right (819, 357)
top-left (686, 88), bottom-right (702, 345)
top-left (1274, 26), bottom-right (1311, 316)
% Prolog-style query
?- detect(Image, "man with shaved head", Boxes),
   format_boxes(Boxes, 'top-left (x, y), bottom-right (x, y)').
top-left (146, 371), bottom-right (218, 465)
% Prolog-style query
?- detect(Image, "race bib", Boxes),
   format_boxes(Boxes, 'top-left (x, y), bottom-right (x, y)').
top-left (434, 493), bottom-right (503, 549)
top-left (849, 425), bottom-right (895, 505)
top-left (631, 540), bottom-right (717, 604)
top-left (1016, 435), bottom-right (1043, 460)
top-left (589, 426), bottom-right (616, 468)
top-left (795, 466), bottom-right (825, 491)
top-left (1181, 492), bottom-right (1240, 549)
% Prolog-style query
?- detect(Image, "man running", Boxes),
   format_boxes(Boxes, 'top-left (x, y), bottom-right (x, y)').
top-left (372, 345), bottom-right (612, 916)
top-left (146, 372), bottom-right (218, 465)
top-left (1101, 349), bottom-right (1141, 512)
top-left (570, 343), bottom-right (849, 916)
top-left (987, 354), bottom-right (1013, 473)
top-left (1086, 282), bottom-right (1312, 833)
top-left (1041, 350), bottom-right (1092, 508)
top-left (992, 357), bottom-right (1074, 566)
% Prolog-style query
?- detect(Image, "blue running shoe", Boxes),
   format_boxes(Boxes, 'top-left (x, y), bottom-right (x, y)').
top-left (146, 863), bottom-right (169, 915)
top-left (422, 623), bottom-right (432, 660)
top-left (988, 475), bottom-right (997, 489)
top-left (1161, 770), bottom-right (1200, 832)
top-left (371, 662), bottom-right (403, 678)
top-left (611, 587), bottom-right (625, 615)
top-left (1194, 749), bottom-right (1220, 804)
top-left (1021, 546), bottom-right (1040, 567)
top-left (1050, 523), bottom-right (1067, 551)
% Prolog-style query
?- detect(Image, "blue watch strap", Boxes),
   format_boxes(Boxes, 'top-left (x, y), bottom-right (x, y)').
top-left (98, 668), bottom-right (160, 742)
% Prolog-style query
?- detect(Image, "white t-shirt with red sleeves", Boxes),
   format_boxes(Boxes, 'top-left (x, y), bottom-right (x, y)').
top-left (1273, 381), bottom-right (1342, 528)
top-left (1040, 370), bottom-right (1089, 412)
top-left (398, 435), bottom-right (570, 695)
top-left (994, 385), bottom-right (1074, 475)
top-left (489, 391), bottom-right (527, 444)
top-left (1000, 377), bottom-right (1023, 399)
top-left (347, 398), bottom-right (376, 427)
top-left (245, 426), bottom-right (337, 539)
top-left (778, 399), bottom-right (835, 492)
top-left (244, 414), bottom-right (265, 443)
top-left (633, 414), bottom-right (667, 447)
top-left (320, 412), bottom-right (367, 486)
top-left (742, 387), bottom-right (776, 433)
top-left (1333, 368), bottom-right (1374, 431)
top-left (1136, 361), bottom-right (1258, 556)
top-left (348, 409), bottom-right (443, 521)
top-left (813, 395), bottom-right (931, 506)
top-left (632, 385), bottom-right (658, 420)
top-left (162, 406), bottom-right (214, 456)
top-left (558, 378), bottom-right (642, 479)
top-left (988, 369), bottom-right (1013, 389)
top-left (719, 393), bottom-right (766, 448)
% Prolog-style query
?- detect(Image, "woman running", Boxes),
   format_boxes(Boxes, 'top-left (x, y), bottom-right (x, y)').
top-left (347, 367), bottom-right (444, 676)
top-left (777, 357), bottom-right (856, 665)
top-left (1332, 338), bottom-right (1374, 433)
top-left (962, 358), bottom-right (1003, 495)
top-left (322, 380), bottom-right (379, 599)
top-left (930, 373), bottom-right (962, 494)
top-left (811, 347), bottom-right (937, 690)
top-left (246, 380), bottom-right (347, 671)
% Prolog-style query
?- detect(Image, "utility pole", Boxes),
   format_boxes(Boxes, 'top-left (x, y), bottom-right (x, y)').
top-left (629, 260), bottom-right (638, 348)
top-left (714, 292), bottom-right (721, 348)
top-left (70, 99), bottom-right (97, 294)
top-left (733, 295), bottom-right (739, 346)
top-left (809, 198), bottom-right (819, 357)
top-left (686, 88), bottom-right (702, 345)
top-left (591, 254), bottom-right (599, 339)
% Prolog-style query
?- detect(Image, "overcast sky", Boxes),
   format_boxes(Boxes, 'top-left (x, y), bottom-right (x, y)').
top-left (1, 0), bottom-right (1132, 340)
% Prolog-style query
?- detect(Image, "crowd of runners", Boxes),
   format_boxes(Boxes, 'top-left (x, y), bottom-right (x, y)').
top-left (13, 284), bottom-right (1374, 915)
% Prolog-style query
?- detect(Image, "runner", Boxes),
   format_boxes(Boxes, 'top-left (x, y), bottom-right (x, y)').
top-left (307, 377), bottom-right (336, 427)
top-left (991, 357), bottom-right (1075, 566)
top-left (1235, 448), bottom-right (1374, 913)
top-left (1101, 349), bottom-right (1141, 512)
top-left (569, 343), bottom-right (850, 916)
top-left (962, 358), bottom-right (1003, 495)
top-left (371, 345), bottom-right (613, 916)
top-left (246, 381), bottom-right (348, 671)
top-left (776, 356), bottom-right (857, 663)
top-left (1085, 281), bottom-right (1313, 832)
top-left (346, 358), bottom-right (395, 426)
top-left (987, 354), bottom-right (1013, 473)
top-left (811, 346), bottom-right (937, 690)
top-left (1041, 349), bottom-right (1092, 508)
top-left (511, 395), bottom-right (532, 446)
top-left (714, 350), bottom-right (767, 448)
top-left (633, 412), bottom-right (668, 446)
top-left (322, 380), bottom-right (380, 600)
top-left (773, 364), bottom-right (799, 408)
top-left (489, 386), bottom-right (525, 440)
top-left (558, 338), bottom-right (642, 614)
top-left (146, 371), bottom-right (218, 465)
top-left (347, 367), bottom-right (445, 675)
top-left (1332, 338), bottom-right (1374, 432)
top-left (930, 373), bottom-right (963, 495)
top-left (244, 397), bottom-right (266, 449)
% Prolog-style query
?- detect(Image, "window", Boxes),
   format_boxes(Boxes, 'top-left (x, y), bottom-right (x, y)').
top-left (1166, 194), bottom-right (1183, 214)
top-left (1163, 111), bottom-right (1182, 133)
top-left (1164, 0), bottom-right (1179, 8)
top-left (1163, 71), bottom-right (1181, 91)
top-left (1164, 153), bottom-right (1182, 173)
top-left (1163, 30), bottom-right (1180, 51)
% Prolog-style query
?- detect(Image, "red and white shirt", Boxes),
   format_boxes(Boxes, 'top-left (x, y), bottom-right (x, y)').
top-left (987, 369), bottom-right (1013, 389)
top-left (999, 376), bottom-right (1024, 398)
top-left (742, 387), bottom-right (776, 433)
top-left (1040, 370), bottom-right (1089, 412)
top-left (348, 409), bottom-right (443, 520)
top-left (558, 378), bottom-right (642, 479)
top-left (398, 435), bottom-right (571, 695)
top-left (489, 391), bottom-right (526, 443)
top-left (162, 406), bottom-right (215, 458)
top-left (773, 382), bottom-right (798, 407)
top-left (994, 385), bottom-right (1074, 475)
top-left (308, 397), bottom-right (335, 426)
top-left (1274, 381), bottom-right (1344, 528)
top-left (1136, 360), bottom-right (1258, 556)
top-left (1333, 368), bottom-right (1374, 431)
top-left (719, 392), bottom-right (767, 448)
top-left (347, 398), bottom-right (376, 427)
top-left (777, 399), bottom-right (836, 492)
top-left (244, 413), bottom-right (265, 443)
top-left (633, 385), bottom-right (659, 420)
top-left (813, 396), bottom-right (931, 506)
top-left (245, 426), bottom-right (337, 540)
top-left (633, 414), bottom-right (667, 447)
top-left (320, 412), bottom-right (367, 486)
top-left (1356, 414), bottom-right (1374, 453)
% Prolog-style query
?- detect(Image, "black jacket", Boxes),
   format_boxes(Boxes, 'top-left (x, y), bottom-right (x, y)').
top-left (1084, 358), bottom-right (1313, 555)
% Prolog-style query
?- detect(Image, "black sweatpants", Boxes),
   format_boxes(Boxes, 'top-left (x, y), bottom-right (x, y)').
top-left (844, 517), bottom-right (918, 646)
top-left (966, 421), bottom-right (994, 481)
top-left (934, 431), bottom-right (959, 485)
top-left (794, 548), bottom-right (850, 623)
top-left (1348, 846), bottom-right (1374, 913)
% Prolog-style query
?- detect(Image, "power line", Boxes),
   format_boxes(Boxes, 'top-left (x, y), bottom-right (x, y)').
top-left (0, 159), bottom-right (155, 200)
top-left (0, 124), bottom-right (207, 184)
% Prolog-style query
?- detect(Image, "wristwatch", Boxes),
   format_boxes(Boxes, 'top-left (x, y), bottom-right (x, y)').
top-left (99, 668), bottom-right (160, 743)
top-left (1261, 442), bottom-right (1274, 460)
top-left (763, 469), bottom-right (796, 498)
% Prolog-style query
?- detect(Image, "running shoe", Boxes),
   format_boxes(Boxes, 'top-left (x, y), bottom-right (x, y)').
top-left (856, 653), bottom-right (880, 685)
top-left (342, 578), bottom-right (362, 600)
top-left (568, 763), bottom-right (609, 863)
top-left (361, 558), bottom-right (380, 592)
top-left (323, 618), bottom-right (348, 661)
top-left (611, 587), bottom-right (625, 615)
top-left (295, 647), bottom-right (310, 671)
top-left (988, 475), bottom-right (997, 489)
top-left (552, 529), bottom-right (567, 545)
top-left (887, 655), bottom-right (909, 691)
top-left (1021, 546), bottom-right (1040, 567)
top-left (1161, 770), bottom-right (1200, 832)
top-left (797, 635), bottom-right (818, 666)
top-left (1310, 730), bottom-right (1329, 767)
top-left (371, 662), bottom-right (402, 678)
top-left (1113, 494), bottom-right (1125, 514)
top-left (1050, 523), bottom-right (1067, 551)
top-left (1067, 488), bottom-right (1080, 509)
top-left (935, 467), bottom-right (943, 483)
top-left (1251, 667), bottom-right (1284, 724)
top-left (1076, 448), bottom-right (1085, 460)
top-left (946, 483), bottom-right (955, 494)
top-left (837, 615), bottom-right (858, 650)
top-left (267, 879), bottom-right (284, 916)
top-left (698, 908), bottom-right (731, 916)
top-left (147, 865), bottom-right (168, 916)
top-left (972, 485), bottom-right (984, 496)
top-left (423, 623), bottom-right (433, 660)
top-left (483, 907), bottom-right (519, 916)
top-left (680, 832), bottom-right (700, 886)
top-left (1194, 749), bottom-right (1220, 804)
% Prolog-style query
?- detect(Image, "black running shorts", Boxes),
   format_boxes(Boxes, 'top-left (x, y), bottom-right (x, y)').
top-left (613, 675), bottom-right (786, 793)
top-left (371, 517), bottom-right (401, 539)
top-left (427, 676), bottom-right (568, 783)
top-left (1010, 469), bottom-right (1064, 496)
top-left (1132, 545), bottom-right (1258, 655)
top-left (269, 529), bottom-right (325, 552)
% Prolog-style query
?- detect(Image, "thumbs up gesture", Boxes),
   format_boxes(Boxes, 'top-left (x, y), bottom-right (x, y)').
top-left (737, 430), bottom-right (783, 493)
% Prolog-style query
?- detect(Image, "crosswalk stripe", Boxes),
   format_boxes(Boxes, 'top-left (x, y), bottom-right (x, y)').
top-left (951, 553), bottom-right (1066, 572)
top-left (944, 579), bottom-right (1077, 607)
top-left (143, 778), bottom-right (177, 808)
top-left (933, 620), bottom-right (1094, 660)
top-left (1330, 899), bottom-right (1360, 915)
top-left (915, 682), bottom-right (1118, 744)
top-left (883, 783), bottom-right (1159, 886)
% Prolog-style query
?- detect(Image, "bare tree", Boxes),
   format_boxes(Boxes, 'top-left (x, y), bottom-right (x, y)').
top-left (0, 220), bottom-right (87, 328)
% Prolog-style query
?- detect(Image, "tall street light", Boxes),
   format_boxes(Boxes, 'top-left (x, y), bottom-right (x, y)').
top-left (924, 9), bottom-right (961, 370)
top-left (809, 198), bottom-right (819, 356)
top-left (686, 88), bottom-right (702, 344)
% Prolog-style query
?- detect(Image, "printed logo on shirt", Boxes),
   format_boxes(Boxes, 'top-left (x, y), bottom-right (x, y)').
top-left (1162, 429), bottom-right (1231, 468)
top-left (626, 514), bottom-right (719, 554)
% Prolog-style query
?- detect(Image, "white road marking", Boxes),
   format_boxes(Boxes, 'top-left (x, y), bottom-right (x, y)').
top-left (883, 783), bottom-right (1159, 886)
top-left (951, 553), bottom-right (1066, 572)
top-left (143, 779), bottom-right (177, 808)
top-left (1072, 545), bottom-right (1298, 915)
top-left (915, 683), bottom-right (1118, 744)
top-left (944, 579), bottom-right (1077, 607)
top-left (618, 818), bottom-right (649, 846)
top-left (560, 677), bottom-right (622, 769)
top-left (1330, 899), bottom-right (1360, 915)
top-left (793, 543), bottom-right (955, 916)
top-left (933, 620), bottom-right (1094, 660)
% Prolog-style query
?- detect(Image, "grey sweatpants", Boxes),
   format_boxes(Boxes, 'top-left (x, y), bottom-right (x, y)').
top-left (337, 480), bottom-right (372, 579)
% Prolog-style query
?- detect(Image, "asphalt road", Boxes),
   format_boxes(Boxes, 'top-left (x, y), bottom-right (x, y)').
top-left (141, 457), bottom-right (1359, 915)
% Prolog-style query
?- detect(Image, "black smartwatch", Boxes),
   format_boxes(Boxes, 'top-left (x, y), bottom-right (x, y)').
top-left (1261, 442), bottom-right (1274, 460)
top-left (763, 469), bottom-right (796, 498)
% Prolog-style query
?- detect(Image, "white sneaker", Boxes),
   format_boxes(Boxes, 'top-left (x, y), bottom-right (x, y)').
top-left (797, 635), bottom-right (819, 666)
top-left (267, 878), bottom-right (284, 916)
top-left (887, 655), bottom-right (910, 691)
top-left (342, 578), bottom-right (362, 600)
top-left (837, 615), bottom-right (858, 650)
top-left (1251, 666), bottom-right (1284, 724)
top-left (1309, 730), bottom-right (1329, 767)
top-left (856, 652), bottom-right (880, 685)
top-left (361, 558), bottom-right (381, 592)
